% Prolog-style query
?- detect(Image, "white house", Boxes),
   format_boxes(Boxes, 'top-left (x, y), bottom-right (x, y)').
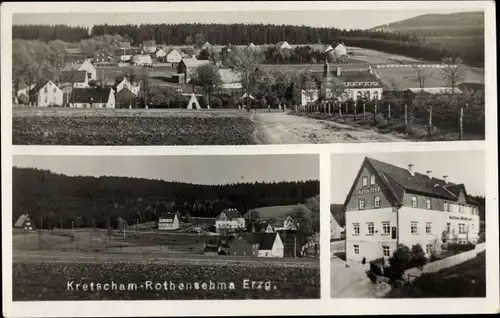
top-left (154, 48), bottom-right (167, 60)
top-left (142, 40), bottom-right (157, 54)
top-left (258, 232), bottom-right (284, 258)
top-left (116, 77), bottom-right (141, 95)
top-left (14, 214), bottom-right (35, 231)
top-left (344, 157), bottom-right (480, 263)
top-left (30, 80), bottom-right (63, 107)
top-left (166, 49), bottom-right (183, 64)
top-left (158, 213), bottom-right (181, 230)
top-left (333, 42), bottom-right (348, 56)
top-left (69, 87), bottom-right (115, 108)
top-left (215, 208), bottom-right (246, 232)
top-left (276, 41), bottom-right (292, 50)
top-left (132, 54), bottom-right (153, 66)
top-left (78, 60), bottom-right (97, 81)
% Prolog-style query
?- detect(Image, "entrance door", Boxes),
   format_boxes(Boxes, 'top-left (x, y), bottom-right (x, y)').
top-left (391, 227), bottom-right (397, 239)
top-left (192, 102), bottom-right (196, 109)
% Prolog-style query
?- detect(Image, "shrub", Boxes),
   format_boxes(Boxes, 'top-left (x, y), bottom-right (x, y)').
top-left (389, 244), bottom-right (411, 280)
top-left (447, 242), bottom-right (476, 253)
top-left (410, 244), bottom-right (428, 269)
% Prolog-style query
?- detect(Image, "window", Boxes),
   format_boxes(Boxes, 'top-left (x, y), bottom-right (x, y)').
top-left (362, 176), bottom-right (368, 187)
top-left (426, 222), bottom-right (432, 234)
top-left (426, 199), bottom-right (431, 210)
top-left (459, 205), bottom-right (464, 213)
top-left (44, 86), bottom-right (48, 93)
top-left (382, 222), bottom-right (390, 235)
top-left (411, 221), bottom-right (418, 234)
top-left (374, 196), bottom-right (381, 208)
top-left (358, 199), bottom-right (365, 210)
top-left (373, 91), bottom-right (379, 100)
top-left (353, 223), bottom-right (360, 235)
top-left (444, 202), bottom-right (449, 212)
top-left (87, 73), bottom-right (92, 80)
top-left (426, 244), bottom-right (432, 255)
top-left (459, 223), bottom-right (466, 234)
top-left (53, 87), bottom-right (57, 93)
top-left (354, 245), bottom-right (359, 254)
top-left (356, 91), bottom-right (362, 99)
top-left (446, 222), bottom-right (451, 233)
top-left (411, 196), bottom-right (418, 208)
top-left (370, 175), bottom-right (376, 185)
top-left (367, 222), bottom-right (374, 235)
top-left (364, 91), bottom-right (371, 99)
top-left (382, 246), bottom-right (390, 257)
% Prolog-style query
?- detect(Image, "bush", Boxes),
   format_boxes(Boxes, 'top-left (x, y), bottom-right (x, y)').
top-left (389, 244), bottom-right (411, 280)
top-left (409, 244), bottom-right (428, 269)
top-left (447, 242), bottom-right (476, 252)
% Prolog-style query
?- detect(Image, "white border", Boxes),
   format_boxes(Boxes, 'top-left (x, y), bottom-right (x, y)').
top-left (2, 1), bottom-right (499, 316)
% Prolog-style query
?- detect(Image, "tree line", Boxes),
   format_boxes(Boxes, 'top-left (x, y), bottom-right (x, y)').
top-left (13, 167), bottom-right (319, 229)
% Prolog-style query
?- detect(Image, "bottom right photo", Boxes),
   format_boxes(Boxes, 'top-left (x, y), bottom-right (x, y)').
top-left (330, 150), bottom-right (485, 299)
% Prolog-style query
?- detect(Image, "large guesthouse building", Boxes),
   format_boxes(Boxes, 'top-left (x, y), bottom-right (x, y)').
top-left (345, 157), bottom-right (480, 262)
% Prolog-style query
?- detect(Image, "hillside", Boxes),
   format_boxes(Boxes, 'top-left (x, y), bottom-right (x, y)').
top-left (370, 11), bottom-right (484, 37)
top-left (12, 167), bottom-right (319, 229)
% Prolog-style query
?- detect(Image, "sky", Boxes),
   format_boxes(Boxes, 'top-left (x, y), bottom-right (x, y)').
top-left (12, 8), bottom-right (480, 31)
top-left (330, 151), bottom-right (485, 203)
top-left (13, 154), bottom-right (319, 185)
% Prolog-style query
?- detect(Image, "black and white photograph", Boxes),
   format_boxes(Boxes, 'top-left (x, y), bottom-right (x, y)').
top-left (10, 7), bottom-right (485, 145)
top-left (330, 150), bottom-right (486, 298)
top-left (12, 154), bottom-right (320, 300)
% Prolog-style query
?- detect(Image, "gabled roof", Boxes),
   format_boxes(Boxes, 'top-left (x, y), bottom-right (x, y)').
top-left (258, 232), bottom-right (278, 250)
top-left (181, 58), bottom-right (210, 68)
top-left (14, 214), bottom-right (30, 228)
top-left (71, 87), bottom-right (112, 104)
top-left (339, 71), bottom-right (379, 83)
top-left (345, 157), bottom-right (476, 207)
top-left (220, 208), bottom-right (242, 219)
top-left (30, 79), bottom-right (51, 93)
top-left (159, 212), bottom-right (178, 223)
top-left (142, 40), bottom-right (156, 46)
top-left (60, 70), bottom-right (87, 83)
top-left (276, 41), bottom-right (290, 47)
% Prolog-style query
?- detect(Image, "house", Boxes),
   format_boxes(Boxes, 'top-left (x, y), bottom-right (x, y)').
top-left (300, 64), bottom-right (383, 106)
top-left (78, 60), bottom-right (97, 81)
top-left (333, 42), bottom-right (348, 56)
top-left (215, 208), bottom-right (246, 232)
top-left (93, 49), bottom-right (113, 64)
top-left (177, 58), bottom-right (211, 82)
top-left (258, 232), bottom-right (285, 257)
top-left (330, 205), bottom-right (345, 240)
top-left (116, 77), bottom-right (141, 95)
top-left (165, 49), bottom-right (183, 65)
top-left (324, 45), bottom-right (334, 53)
top-left (142, 40), bottom-right (157, 54)
top-left (69, 87), bottom-right (115, 108)
top-left (186, 93), bottom-right (202, 109)
top-left (276, 41), bottom-right (292, 50)
top-left (247, 42), bottom-right (256, 50)
top-left (227, 234), bottom-right (260, 256)
top-left (115, 87), bottom-right (138, 109)
top-left (344, 157), bottom-right (480, 263)
top-left (30, 80), bottom-right (63, 107)
top-left (158, 213), bottom-right (181, 230)
top-left (131, 54), bottom-right (153, 66)
top-left (59, 70), bottom-right (89, 88)
top-left (219, 69), bottom-right (242, 89)
top-left (153, 48), bottom-right (167, 60)
top-left (14, 214), bottom-right (35, 231)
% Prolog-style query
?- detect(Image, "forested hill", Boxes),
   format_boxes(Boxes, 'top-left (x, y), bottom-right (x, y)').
top-left (13, 167), bottom-right (319, 229)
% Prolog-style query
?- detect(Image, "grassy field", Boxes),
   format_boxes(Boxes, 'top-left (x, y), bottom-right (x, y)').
top-left (385, 251), bottom-right (486, 298)
top-left (12, 108), bottom-right (257, 145)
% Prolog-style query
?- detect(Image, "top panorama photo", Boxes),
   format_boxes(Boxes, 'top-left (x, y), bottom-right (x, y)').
top-left (11, 10), bottom-right (485, 145)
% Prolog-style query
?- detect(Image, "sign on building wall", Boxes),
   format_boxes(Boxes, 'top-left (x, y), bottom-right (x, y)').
top-left (355, 186), bottom-right (381, 195)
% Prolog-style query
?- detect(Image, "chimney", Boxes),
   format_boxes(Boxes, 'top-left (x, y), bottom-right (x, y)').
top-left (336, 66), bottom-right (342, 77)
top-left (408, 164), bottom-right (415, 176)
top-left (443, 175), bottom-right (449, 184)
top-left (426, 170), bottom-right (432, 179)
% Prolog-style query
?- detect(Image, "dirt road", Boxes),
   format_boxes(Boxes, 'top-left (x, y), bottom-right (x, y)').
top-left (252, 112), bottom-right (404, 144)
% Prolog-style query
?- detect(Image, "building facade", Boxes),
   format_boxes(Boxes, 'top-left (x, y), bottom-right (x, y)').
top-left (77, 60), bottom-right (97, 81)
top-left (345, 157), bottom-right (480, 262)
top-left (31, 80), bottom-right (63, 107)
top-left (215, 208), bottom-right (246, 232)
top-left (158, 213), bottom-right (180, 230)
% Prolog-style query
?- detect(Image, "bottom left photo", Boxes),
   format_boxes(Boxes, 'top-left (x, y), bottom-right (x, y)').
top-left (11, 153), bottom-right (320, 301)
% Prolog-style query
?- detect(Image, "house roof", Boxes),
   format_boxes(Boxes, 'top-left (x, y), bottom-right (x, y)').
top-left (71, 87), bottom-right (112, 104)
top-left (220, 208), bottom-right (242, 219)
top-left (258, 233), bottom-right (278, 250)
top-left (14, 214), bottom-right (29, 228)
top-left (181, 58), bottom-right (210, 68)
top-left (338, 71), bottom-right (380, 83)
top-left (276, 41), bottom-right (290, 47)
top-left (349, 157), bottom-right (477, 206)
top-left (30, 79), bottom-right (51, 93)
top-left (159, 212), bottom-right (178, 223)
top-left (60, 70), bottom-right (87, 83)
top-left (143, 40), bottom-right (156, 46)
top-left (219, 69), bottom-right (241, 84)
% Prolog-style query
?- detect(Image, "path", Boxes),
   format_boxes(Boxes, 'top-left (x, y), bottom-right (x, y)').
top-left (331, 256), bottom-right (388, 298)
top-left (252, 112), bottom-right (405, 144)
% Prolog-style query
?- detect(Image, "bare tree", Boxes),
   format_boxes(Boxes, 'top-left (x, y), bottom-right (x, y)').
top-left (442, 56), bottom-right (463, 94)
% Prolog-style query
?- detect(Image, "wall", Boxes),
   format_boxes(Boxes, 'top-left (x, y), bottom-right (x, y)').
top-left (346, 207), bottom-right (397, 262)
top-left (405, 243), bottom-right (485, 277)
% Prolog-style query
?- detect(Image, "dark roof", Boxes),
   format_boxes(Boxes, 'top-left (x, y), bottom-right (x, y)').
top-left (60, 70), bottom-right (87, 83)
top-left (258, 233), bottom-right (278, 250)
top-left (143, 40), bottom-right (156, 46)
top-left (30, 79), bottom-right (50, 93)
top-left (71, 88), bottom-right (112, 104)
top-left (221, 208), bottom-right (242, 219)
top-left (339, 71), bottom-right (380, 83)
top-left (359, 157), bottom-right (475, 204)
top-left (159, 213), bottom-right (178, 222)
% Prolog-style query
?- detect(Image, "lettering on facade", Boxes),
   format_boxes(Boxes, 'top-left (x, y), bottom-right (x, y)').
top-left (355, 186), bottom-right (380, 195)
top-left (449, 216), bottom-right (473, 221)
